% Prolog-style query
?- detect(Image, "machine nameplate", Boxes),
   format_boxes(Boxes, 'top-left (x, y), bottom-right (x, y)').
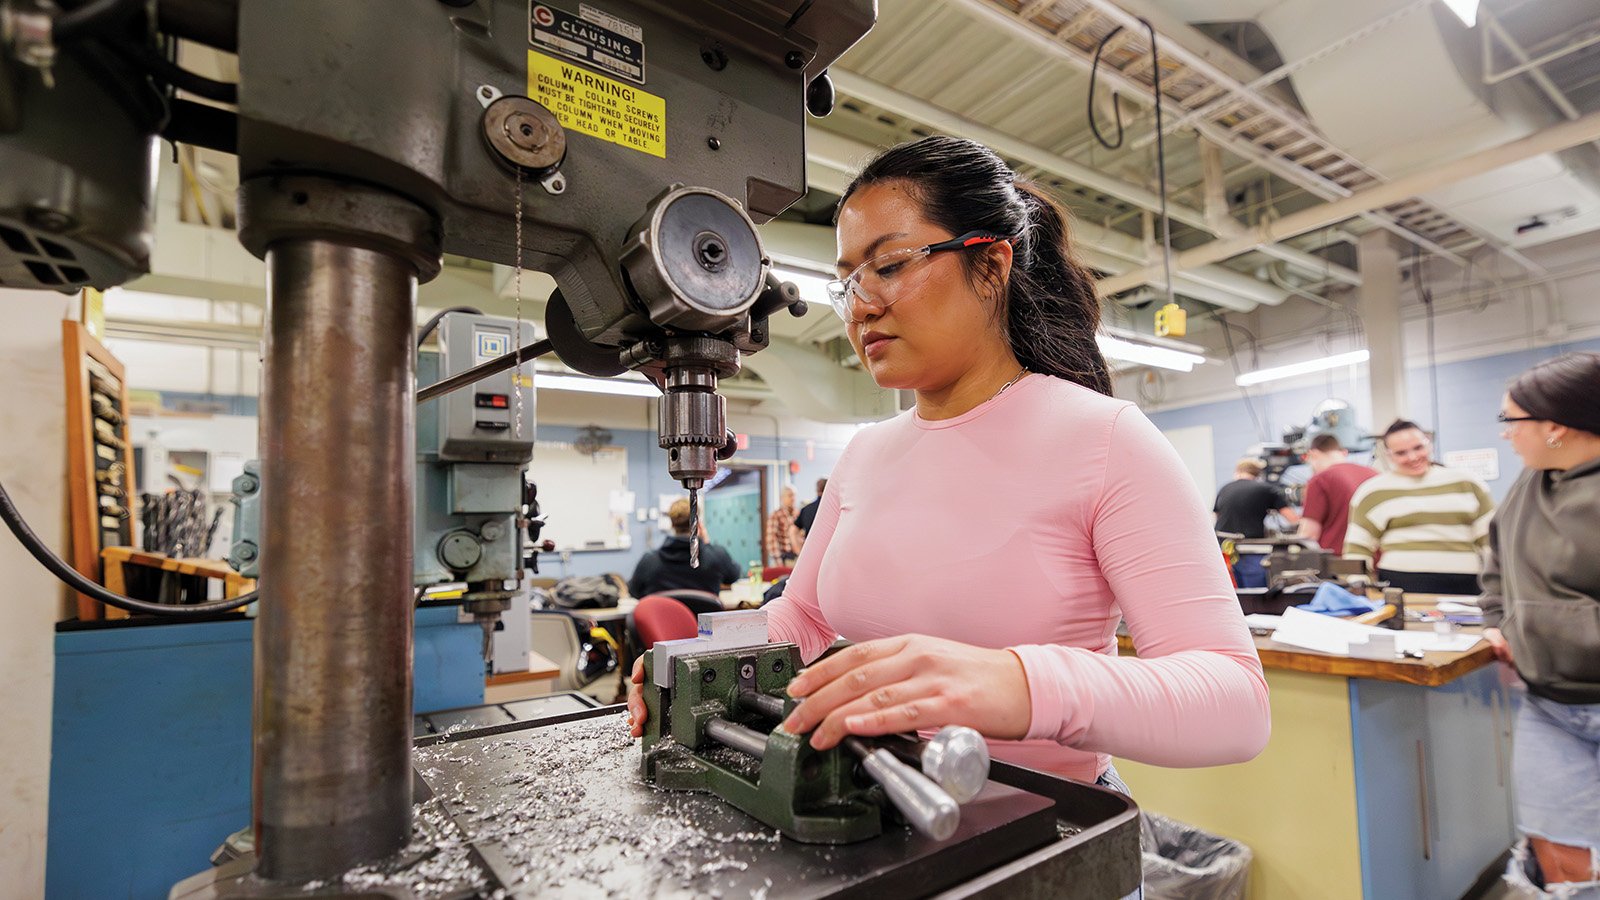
top-left (529, 50), bottom-right (666, 158)
top-left (530, 2), bottom-right (646, 84)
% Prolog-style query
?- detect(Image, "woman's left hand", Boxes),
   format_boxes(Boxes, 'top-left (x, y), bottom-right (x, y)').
top-left (779, 635), bottom-right (1032, 751)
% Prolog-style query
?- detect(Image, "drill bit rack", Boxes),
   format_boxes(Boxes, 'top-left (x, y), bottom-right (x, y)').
top-left (61, 319), bottom-right (137, 620)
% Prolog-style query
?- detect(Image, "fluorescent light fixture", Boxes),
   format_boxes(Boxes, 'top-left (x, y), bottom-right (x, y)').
top-left (1235, 349), bottom-right (1369, 387)
top-left (772, 264), bottom-right (833, 309)
top-left (1440, 0), bottom-right (1478, 27)
top-left (1096, 333), bottom-right (1207, 372)
top-left (535, 372), bottom-right (661, 398)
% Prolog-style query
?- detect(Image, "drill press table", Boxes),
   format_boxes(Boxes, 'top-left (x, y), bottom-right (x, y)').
top-left (342, 707), bottom-right (1139, 898)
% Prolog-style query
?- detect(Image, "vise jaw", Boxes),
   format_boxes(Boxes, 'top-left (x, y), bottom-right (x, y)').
top-left (640, 611), bottom-right (883, 844)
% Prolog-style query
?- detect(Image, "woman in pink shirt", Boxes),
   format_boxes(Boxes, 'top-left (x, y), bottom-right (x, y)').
top-left (630, 136), bottom-right (1269, 789)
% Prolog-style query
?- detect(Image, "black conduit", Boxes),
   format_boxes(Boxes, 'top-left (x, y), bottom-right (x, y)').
top-left (0, 478), bottom-right (257, 617)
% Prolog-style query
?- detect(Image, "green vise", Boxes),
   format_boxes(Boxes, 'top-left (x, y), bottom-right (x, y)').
top-left (640, 641), bottom-right (884, 844)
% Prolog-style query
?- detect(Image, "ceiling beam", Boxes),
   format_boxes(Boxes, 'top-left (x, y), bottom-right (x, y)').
top-left (1097, 109), bottom-right (1600, 295)
top-left (827, 68), bottom-right (1358, 286)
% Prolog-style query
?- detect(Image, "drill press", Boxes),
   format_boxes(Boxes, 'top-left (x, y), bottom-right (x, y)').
top-left (3, 0), bottom-right (869, 889)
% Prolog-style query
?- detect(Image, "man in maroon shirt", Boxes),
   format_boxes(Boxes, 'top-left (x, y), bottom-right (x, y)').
top-left (1298, 434), bottom-right (1378, 553)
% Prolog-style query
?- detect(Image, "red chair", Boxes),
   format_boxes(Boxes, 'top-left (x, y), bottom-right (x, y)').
top-left (762, 565), bottom-right (793, 582)
top-left (632, 594), bottom-right (700, 650)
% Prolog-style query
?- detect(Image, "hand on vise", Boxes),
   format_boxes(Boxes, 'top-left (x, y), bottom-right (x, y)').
top-left (779, 635), bottom-right (1032, 751)
top-left (626, 656), bottom-right (648, 737)
top-left (1483, 627), bottom-right (1514, 665)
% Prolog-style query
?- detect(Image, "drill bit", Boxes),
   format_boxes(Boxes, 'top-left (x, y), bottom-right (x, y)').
top-left (688, 486), bottom-right (701, 568)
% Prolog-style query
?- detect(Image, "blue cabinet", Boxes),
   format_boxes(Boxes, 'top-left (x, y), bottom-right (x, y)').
top-left (1351, 667), bottom-right (1518, 899)
top-left (48, 606), bottom-right (482, 899)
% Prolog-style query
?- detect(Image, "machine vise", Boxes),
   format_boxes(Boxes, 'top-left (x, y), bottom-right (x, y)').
top-left (641, 611), bottom-right (992, 845)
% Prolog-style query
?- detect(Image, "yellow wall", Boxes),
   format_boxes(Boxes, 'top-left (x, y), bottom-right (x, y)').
top-left (1116, 669), bottom-right (1361, 900)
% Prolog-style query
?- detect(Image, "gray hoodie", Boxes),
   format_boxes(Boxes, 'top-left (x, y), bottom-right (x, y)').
top-left (1480, 456), bottom-right (1600, 705)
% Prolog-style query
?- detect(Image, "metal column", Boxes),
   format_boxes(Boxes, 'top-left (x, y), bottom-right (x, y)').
top-left (1358, 230), bottom-right (1407, 433)
top-left (242, 177), bottom-right (442, 883)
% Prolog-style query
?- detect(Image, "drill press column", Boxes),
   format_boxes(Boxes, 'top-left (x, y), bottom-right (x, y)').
top-left (243, 176), bottom-right (442, 882)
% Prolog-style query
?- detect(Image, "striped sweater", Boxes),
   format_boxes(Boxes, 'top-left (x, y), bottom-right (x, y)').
top-left (1343, 465), bottom-right (1494, 575)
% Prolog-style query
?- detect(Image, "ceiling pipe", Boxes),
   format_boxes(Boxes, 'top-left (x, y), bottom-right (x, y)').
top-left (1096, 108), bottom-right (1600, 296)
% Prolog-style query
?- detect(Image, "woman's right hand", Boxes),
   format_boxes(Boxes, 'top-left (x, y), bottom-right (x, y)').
top-left (1484, 627), bottom-right (1513, 665)
top-left (626, 656), bottom-right (648, 737)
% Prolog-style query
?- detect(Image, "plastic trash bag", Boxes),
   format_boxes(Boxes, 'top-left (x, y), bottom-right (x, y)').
top-left (1141, 812), bottom-right (1252, 900)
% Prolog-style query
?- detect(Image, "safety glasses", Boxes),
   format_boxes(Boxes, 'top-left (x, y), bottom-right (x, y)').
top-left (825, 231), bottom-right (1009, 323)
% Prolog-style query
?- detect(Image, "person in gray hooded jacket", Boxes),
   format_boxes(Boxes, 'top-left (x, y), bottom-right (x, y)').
top-left (1481, 351), bottom-right (1600, 896)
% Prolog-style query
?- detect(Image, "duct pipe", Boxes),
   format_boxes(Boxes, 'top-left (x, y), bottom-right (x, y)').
top-left (944, 0), bottom-right (1468, 265)
top-left (1096, 109), bottom-right (1600, 296)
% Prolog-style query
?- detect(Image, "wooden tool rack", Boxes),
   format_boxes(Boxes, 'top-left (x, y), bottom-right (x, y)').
top-left (63, 320), bottom-right (137, 620)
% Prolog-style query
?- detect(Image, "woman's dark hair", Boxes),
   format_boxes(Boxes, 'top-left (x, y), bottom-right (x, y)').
top-left (836, 136), bottom-right (1111, 396)
top-left (1509, 351), bottom-right (1600, 436)
top-left (1383, 418), bottom-right (1425, 439)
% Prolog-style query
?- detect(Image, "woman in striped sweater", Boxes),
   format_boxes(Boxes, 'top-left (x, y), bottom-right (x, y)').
top-left (1342, 419), bottom-right (1494, 595)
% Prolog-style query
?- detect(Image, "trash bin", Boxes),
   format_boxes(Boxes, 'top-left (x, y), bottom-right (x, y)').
top-left (1140, 812), bottom-right (1252, 900)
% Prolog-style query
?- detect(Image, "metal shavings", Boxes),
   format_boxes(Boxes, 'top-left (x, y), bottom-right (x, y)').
top-left (337, 790), bottom-right (491, 898)
top-left (698, 858), bottom-right (750, 875)
top-left (702, 744), bottom-right (763, 781)
top-left (400, 717), bottom-right (791, 898)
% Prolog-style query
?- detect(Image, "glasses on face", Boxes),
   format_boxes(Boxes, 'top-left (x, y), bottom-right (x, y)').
top-left (1497, 413), bottom-right (1542, 424)
top-left (826, 230), bottom-right (1009, 323)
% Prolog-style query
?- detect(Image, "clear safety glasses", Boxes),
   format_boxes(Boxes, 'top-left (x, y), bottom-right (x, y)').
top-left (825, 231), bottom-right (1009, 323)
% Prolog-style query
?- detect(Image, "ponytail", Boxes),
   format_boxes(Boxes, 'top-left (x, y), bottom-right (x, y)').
top-left (1009, 183), bottom-right (1112, 395)
top-left (839, 136), bottom-right (1111, 396)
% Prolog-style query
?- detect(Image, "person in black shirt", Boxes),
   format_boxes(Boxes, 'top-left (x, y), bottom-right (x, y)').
top-left (628, 498), bottom-right (742, 598)
top-left (1214, 458), bottom-right (1299, 587)
top-left (1214, 458), bottom-right (1298, 538)
top-left (791, 477), bottom-right (827, 553)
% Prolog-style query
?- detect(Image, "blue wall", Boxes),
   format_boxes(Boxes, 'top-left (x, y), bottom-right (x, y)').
top-left (532, 423), bottom-right (847, 580)
top-left (1145, 339), bottom-right (1600, 502)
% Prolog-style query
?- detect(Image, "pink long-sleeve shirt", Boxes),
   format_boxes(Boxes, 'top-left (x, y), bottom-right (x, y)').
top-left (766, 374), bottom-right (1270, 782)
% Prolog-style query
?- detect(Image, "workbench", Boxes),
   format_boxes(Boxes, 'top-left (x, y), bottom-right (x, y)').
top-left (1116, 599), bottom-right (1515, 900)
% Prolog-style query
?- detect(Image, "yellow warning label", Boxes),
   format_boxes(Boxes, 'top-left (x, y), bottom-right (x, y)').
top-left (528, 50), bottom-right (666, 158)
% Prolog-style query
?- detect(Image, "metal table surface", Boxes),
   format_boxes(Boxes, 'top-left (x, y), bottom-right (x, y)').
top-left (335, 707), bottom-right (1140, 898)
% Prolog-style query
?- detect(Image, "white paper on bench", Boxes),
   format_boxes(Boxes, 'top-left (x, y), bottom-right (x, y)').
top-left (1269, 607), bottom-right (1483, 656)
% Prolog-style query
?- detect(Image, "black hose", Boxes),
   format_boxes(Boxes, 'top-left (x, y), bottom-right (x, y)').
top-left (52, 0), bottom-right (142, 43)
top-left (156, 0), bottom-right (238, 52)
top-left (0, 478), bottom-right (257, 617)
top-left (102, 37), bottom-right (239, 104)
top-left (1087, 26), bottom-right (1126, 151)
top-left (417, 306), bottom-right (485, 348)
top-left (161, 97), bottom-right (237, 154)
